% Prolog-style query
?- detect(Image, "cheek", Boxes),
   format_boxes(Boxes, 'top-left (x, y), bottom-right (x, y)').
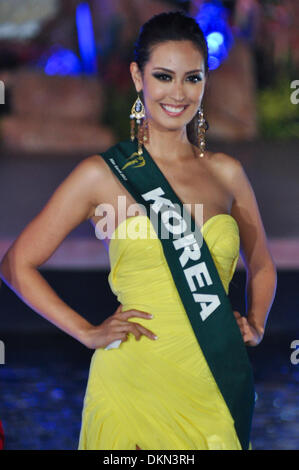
top-left (188, 85), bottom-right (204, 102)
top-left (143, 81), bottom-right (167, 104)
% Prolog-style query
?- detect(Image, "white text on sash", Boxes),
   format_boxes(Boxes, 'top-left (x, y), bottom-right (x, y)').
top-left (142, 187), bottom-right (221, 322)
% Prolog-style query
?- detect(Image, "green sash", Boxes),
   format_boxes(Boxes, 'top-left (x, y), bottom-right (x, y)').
top-left (101, 139), bottom-right (255, 450)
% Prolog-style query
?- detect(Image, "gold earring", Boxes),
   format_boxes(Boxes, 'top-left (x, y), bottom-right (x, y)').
top-left (130, 94), bottom-right (148, 156)
top-left (143, 117), bottom-right (149, 144)
top-left (197, 105), bottom-right (208, 158)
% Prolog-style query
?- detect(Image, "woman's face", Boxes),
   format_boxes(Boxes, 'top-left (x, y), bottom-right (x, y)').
top-left (130, 40), bottom-right (206, 133)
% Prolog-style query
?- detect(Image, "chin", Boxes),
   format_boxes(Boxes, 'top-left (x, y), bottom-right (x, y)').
top-left (160, 119), bottom-right (191, 132)
top-left (158, 109), bottom-right (196, 129)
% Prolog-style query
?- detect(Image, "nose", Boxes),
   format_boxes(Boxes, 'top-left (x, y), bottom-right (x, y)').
top-left (170, 80), bottom-right (185, 102)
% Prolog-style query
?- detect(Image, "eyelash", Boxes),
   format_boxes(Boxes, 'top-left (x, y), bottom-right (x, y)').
top-left (152, 73), bottom-right (202, 83)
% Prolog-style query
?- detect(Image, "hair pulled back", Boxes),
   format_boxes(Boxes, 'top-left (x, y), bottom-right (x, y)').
top-left (133, 11), bottom-right (209, 147)
top-left (134, 11), bottom-right (209, 75)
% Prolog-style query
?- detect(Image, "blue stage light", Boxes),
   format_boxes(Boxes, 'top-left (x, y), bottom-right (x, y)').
top-left (38, 2), bottom-right (97, 76)
top-left (207, 31), bottom-right (224, 46)
top-left (75, 2), bottom-right (97, 75)
top-left (208, 56), bottom-right (220, 71)
top-left (207, 34), bottom-right (221, 54)
top-left (195, 0), bottom-right (233, 71)
top-left (43, 48), bottom-right (82, 76)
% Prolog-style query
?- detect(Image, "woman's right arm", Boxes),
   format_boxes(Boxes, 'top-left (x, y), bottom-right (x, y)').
top-left (0, 155), bottom-right (156, 349)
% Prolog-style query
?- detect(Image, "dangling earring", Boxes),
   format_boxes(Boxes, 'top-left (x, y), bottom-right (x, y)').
top-left (143, 117), bottom-right (149, 144)
top-left (197, 105), bottom-right (208, 158)
top-left (130, 94), bottom-right (147, 156)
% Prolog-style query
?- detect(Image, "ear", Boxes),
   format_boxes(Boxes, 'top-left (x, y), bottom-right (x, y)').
top-left (130, 62), bottom-right (143, 93)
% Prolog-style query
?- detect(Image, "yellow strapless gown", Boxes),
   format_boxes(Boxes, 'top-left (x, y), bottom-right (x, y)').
top-left (78, 213), bottom-right (242, 450)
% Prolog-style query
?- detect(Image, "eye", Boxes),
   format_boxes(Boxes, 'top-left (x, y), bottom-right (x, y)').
top-left (152, 73), bottom-right (172, 82)
top-left (186, 74), bottom-right (203, 83)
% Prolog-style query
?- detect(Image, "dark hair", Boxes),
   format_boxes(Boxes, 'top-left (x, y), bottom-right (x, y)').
top-left (134, 11), bottom-right (209, 75)
top-left (133, 11), bottom-right (209, 147)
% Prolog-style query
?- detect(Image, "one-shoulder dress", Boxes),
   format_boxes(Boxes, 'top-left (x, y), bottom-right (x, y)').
top-left (78, 213), bottom-right (242, 450)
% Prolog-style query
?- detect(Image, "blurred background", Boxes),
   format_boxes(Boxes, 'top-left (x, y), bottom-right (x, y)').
top-left (0, 0), bottom-right (298, 450)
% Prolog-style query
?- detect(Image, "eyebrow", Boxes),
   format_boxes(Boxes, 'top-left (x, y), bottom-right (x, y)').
top-left (152, 67), bottom-right (203, 74)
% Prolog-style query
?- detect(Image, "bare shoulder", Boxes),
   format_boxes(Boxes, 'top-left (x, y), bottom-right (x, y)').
top-left (58, 153), bottom-right (114, 212)
top-left (76, 153), bottom-right (112, 181)
top-left (70, 154), bottom-right (114, 194)
top-left (190, 144), bottom-right (242, 176)
top-left (206, 150), bottom-right (242, 178)
top-left (201, 150), bottom-right (245, 192)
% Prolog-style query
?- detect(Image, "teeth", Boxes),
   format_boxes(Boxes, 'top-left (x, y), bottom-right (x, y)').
top-left (162, 105), bottom-right (185, 113)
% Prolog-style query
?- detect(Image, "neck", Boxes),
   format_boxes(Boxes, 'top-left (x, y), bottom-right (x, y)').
top-left (142, 120), bottom-right (193, 163)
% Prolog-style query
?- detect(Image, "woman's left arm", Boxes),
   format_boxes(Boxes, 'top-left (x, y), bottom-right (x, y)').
top-left (224, 157), bottom-right (277, 346)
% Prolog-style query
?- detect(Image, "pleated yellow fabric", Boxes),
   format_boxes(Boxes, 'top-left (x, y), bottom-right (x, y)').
top-left (78, 213), bottom-right (243, 450)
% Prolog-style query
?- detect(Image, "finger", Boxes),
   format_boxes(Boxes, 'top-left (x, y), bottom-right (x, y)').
top-left (134, 323), bottom-right (158, 340)
top-left (238, 324), bottom-right (245, 337)
top-left (127, 323), bottom-right (143, 341)
top-left (120, 309), bottom-right (154, 320)
top-left (242, 319), bottom-right (252, 338)
top-left (117, 322), bottom-right (155, 340)
top-left (243, 332), bottom-right (255, 345)
top-left (235, 318), bottom-right (247, 337)
top-left (235, 316), bottom-right (243, 325)
top-left (243, 334), bottom-right (251, 343)
top-left (233, 310), bottom-right (241, 319)
top-left (242, 320), bottom-right (250, 333)
top-left (235, 318), bottom-right (244, 330)
top-left (115, 322), bottom-right (143, 341)
top-left (114, 304), bottom-right (123, 315)
top-left (239, 321), bottom-right (254, 342)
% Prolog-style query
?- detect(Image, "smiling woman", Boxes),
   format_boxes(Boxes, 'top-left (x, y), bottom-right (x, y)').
top-left (77, 11), bottom-right (276, 450)
top-left (131, 12), bottom-right (209, 152)
top-left (130, 39), bottom-right (206, 126)
top-left (151, 59), bottom-right (205, 118)
top-left (129, 39), bottom-right (209, 158)
top-left (0, 10), bottom-right (276, 451)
